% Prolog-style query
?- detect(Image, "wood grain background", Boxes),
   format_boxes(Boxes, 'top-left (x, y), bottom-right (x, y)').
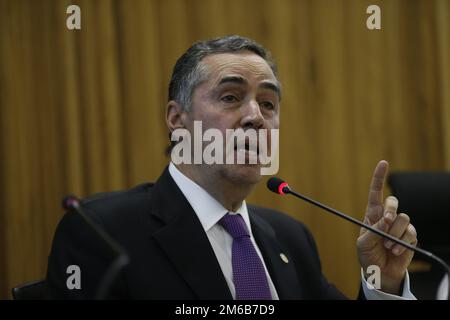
top-left (1, 0), bottom-right (449, 299)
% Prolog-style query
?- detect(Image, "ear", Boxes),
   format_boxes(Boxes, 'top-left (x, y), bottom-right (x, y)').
top-left (165, 100), bottom-right (186, 133)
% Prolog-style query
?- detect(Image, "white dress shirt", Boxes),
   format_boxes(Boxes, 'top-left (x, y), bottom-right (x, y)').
top-left (168, 163), bottom-right (279, 299)
top-left (168, 162), bottom-right (416, 300)
top-left (361, 268), bottom-right (416, 300)
top-left (437, 275), bottom-right (448, 300)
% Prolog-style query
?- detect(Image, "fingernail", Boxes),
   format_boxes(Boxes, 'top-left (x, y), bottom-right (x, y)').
top-left (393, 247), bottom-right (401, 255)
top-left (388, 196), bottom-right (398, 202)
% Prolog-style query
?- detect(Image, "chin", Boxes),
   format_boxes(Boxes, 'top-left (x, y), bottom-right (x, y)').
top-left (222, 164), bottom-right (263, 186)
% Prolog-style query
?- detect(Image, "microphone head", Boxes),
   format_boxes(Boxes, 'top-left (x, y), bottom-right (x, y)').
top-left (267, 177), bottom-right (290, 195)
top-left (62, 195), bottom-right (81, 210)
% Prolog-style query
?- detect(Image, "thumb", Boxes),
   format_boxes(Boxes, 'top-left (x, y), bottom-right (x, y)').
top-left (358, 216), bottom-right (389, 250)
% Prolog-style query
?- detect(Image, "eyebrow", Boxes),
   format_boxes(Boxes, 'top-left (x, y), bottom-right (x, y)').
top-left (218, 75), bottom-right (247, 86)
top-left (260, 81), bottom-right (281, 100)
top-left (217, 76), bottom-right (281, 100)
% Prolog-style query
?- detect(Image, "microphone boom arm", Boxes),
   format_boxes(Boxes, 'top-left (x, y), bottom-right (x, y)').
top-left (62, 196), bottom-right (130, 300)
top-left (269, 179), bottom-right (450, 300)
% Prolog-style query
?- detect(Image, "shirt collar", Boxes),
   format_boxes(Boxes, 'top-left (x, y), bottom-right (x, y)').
top-left (168, 162), bottom-right (252, 233)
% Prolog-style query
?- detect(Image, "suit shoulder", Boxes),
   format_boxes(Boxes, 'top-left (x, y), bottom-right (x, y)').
top-left (83, 182), bottom-right (153, 205)
top-left (52, 182), bottom-right (158, 255)
top-left (76, 183), bottom-right (155, 226)
top-left (82, 182), bottom-right (153, 209)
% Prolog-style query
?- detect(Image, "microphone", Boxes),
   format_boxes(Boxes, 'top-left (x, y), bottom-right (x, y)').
top-left (267, 177), bottom-right (450, 300)
top-left (62, 195), bottom-right (130, 300)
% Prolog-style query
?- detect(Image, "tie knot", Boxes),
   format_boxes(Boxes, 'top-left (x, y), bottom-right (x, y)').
top-left (219, 213), bottom-right (250, 239)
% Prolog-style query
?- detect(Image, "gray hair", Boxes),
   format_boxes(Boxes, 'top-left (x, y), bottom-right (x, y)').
top-left (168, 35), bottom-right (279, 111)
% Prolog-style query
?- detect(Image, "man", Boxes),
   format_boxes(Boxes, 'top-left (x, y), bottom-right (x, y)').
top-left (47, 35), bottom-right (417, 299)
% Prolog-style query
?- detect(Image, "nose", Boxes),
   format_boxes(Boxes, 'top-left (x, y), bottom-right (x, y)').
top-left (240, 99), bottom-right (264, 129)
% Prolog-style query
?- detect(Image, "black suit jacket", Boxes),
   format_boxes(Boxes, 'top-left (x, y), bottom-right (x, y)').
top-left (46, 167), bottom-right (349, 299)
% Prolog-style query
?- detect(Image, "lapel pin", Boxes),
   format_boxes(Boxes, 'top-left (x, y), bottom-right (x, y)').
top-left (280, 253), bottom-right (289, 264)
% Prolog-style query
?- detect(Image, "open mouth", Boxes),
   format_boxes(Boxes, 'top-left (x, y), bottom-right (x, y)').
top-left (234, 140), bottom-right (259, 155)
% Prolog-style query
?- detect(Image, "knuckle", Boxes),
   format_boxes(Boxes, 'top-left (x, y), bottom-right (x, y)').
top-left (408, 224), bottom-right (417, 237)
top-left (356, 237), bottom-right (365, 250)
top-left (356, 238), bottom-right (362, 248)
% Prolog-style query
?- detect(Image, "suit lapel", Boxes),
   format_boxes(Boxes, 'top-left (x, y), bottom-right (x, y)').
top-left (150, 167), bottom-right (232, 300)
top-left (249, 210), bottom-right (303, 299)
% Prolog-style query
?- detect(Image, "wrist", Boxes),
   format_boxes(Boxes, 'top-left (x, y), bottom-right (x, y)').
top-left (380, 276), bottom-right (405, 295)
top-left (362, 268), bottom-right (404, 295)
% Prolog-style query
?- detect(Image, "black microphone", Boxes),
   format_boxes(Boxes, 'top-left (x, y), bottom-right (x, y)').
top-left (267, 177), bottom-right (450, 300)
top-left (62, 195), bottom-right (130, 300)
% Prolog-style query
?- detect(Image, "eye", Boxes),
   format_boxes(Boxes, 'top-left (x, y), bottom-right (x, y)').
top-left (260, 101), bottom-right (275, 110)
top-left (220, 95), bottom-right (239, 103)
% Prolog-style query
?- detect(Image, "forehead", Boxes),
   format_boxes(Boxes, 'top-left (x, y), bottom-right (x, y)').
top-left (201, 51), bottom-right (277, 83)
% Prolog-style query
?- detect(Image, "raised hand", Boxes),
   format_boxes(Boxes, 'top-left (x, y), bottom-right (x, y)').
top-left (357, 160), bottom-right (418, 294)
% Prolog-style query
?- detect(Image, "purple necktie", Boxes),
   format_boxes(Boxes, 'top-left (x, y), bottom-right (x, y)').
top-left (219, 213), bottom-right (272, 300)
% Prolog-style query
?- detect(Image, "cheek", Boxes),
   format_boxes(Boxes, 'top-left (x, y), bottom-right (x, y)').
top-left (200, 112), bottom-right (237, 132)
top-left (266, 115), bottom-right (279, 129)
top-left (266, 118), bottom-right (279, 148)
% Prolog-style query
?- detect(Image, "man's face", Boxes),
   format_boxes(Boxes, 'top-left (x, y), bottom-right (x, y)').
top-left (185, 50), bottom-right (280, 185)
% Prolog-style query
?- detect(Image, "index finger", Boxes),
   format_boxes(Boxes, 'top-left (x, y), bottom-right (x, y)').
top-left (367, 160), bottom-right (389, 209)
